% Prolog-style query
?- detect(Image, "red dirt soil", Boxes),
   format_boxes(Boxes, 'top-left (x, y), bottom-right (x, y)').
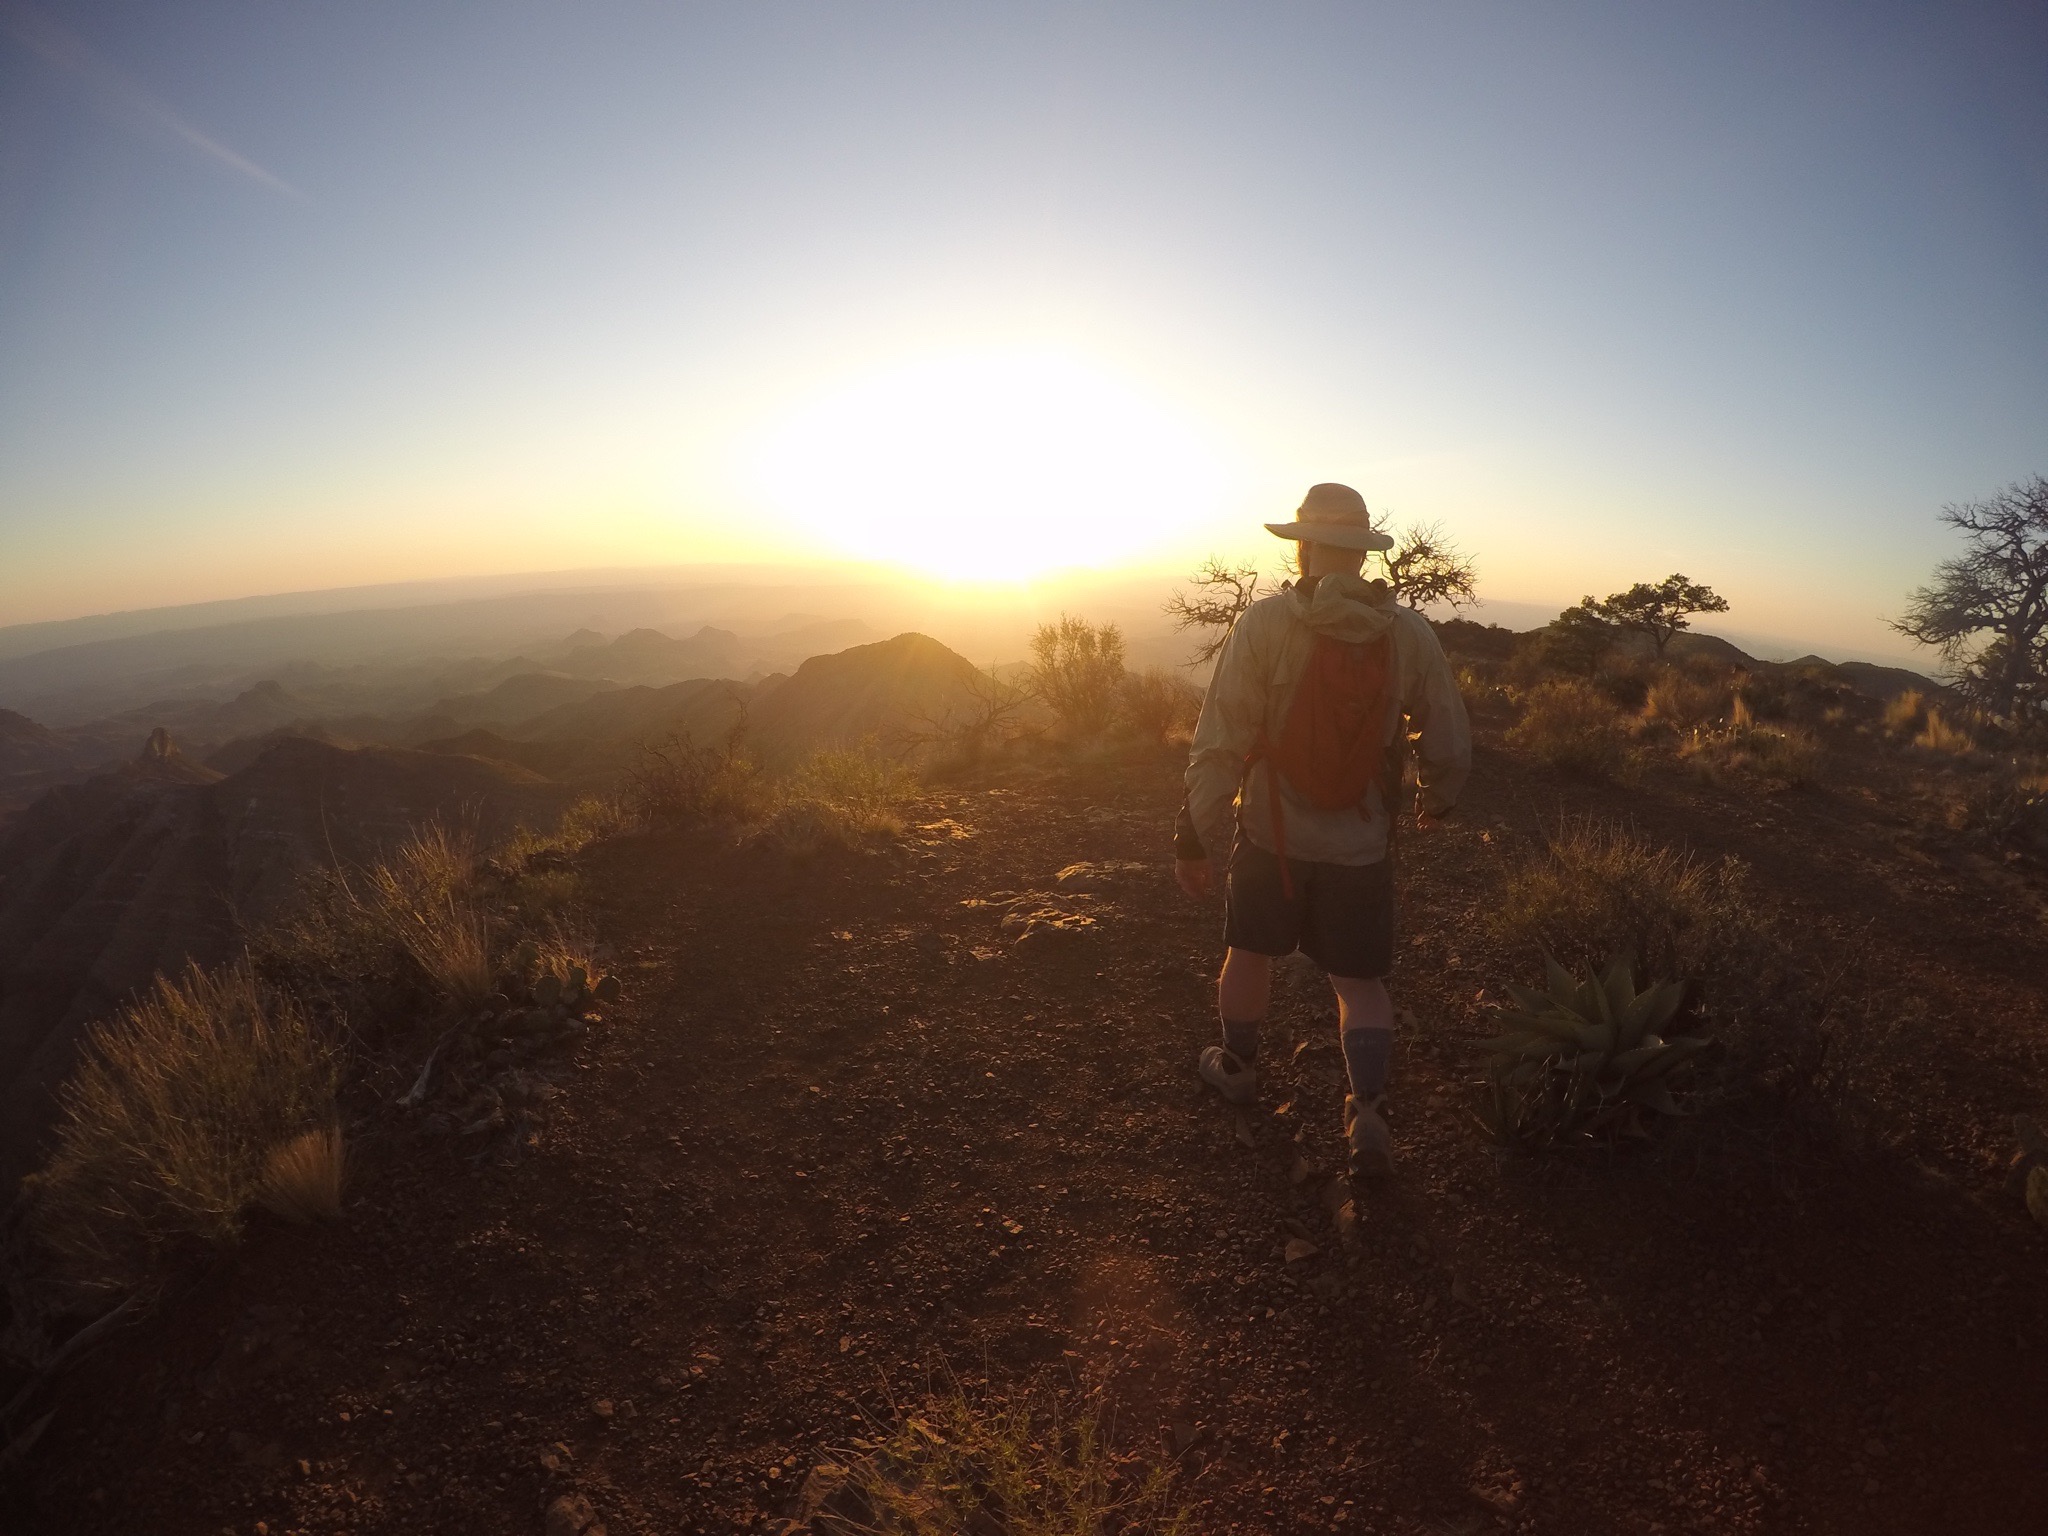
top-left (18, 735), bottom-right (2048, 1534)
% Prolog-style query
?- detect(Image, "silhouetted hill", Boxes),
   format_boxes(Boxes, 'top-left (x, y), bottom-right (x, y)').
top-left (0, 710), bottom-right (70, 777)
top-left (749, 632), bottom-right (983, 764)
top-left (558, 626), bottom-right (744, 686)
top-left (1783, 656), bottom-right (1939, 701)
top-left (201, 723), bottom-right (361, 776)
top-left (0, 736), bottom-right (570, 1187)
top-left (409, 672), bottom-right (619, 735)
top-left (505, 677), bottom-right (753, 746)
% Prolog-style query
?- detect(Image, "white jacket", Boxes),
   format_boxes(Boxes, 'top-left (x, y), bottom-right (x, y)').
top-left (1181, 573), bottom-right (1471, 867)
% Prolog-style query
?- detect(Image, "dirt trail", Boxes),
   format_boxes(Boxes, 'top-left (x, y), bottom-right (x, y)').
top-left (22, 746), bottom-right (2048, 1534)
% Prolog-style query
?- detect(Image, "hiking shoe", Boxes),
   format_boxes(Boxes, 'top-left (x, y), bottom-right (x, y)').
top-left (1346, 1093), bottom-right (1394, 1181)
top-left (1198, 1046), bottom-right (1257, 1106)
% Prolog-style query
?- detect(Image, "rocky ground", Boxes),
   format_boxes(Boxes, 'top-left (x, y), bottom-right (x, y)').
top-left (16, 727), bottom-right (2048, 1534)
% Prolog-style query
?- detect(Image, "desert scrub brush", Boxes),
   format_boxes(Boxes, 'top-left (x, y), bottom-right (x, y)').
top-left (1478, 952), bottom-right (1711, 1148)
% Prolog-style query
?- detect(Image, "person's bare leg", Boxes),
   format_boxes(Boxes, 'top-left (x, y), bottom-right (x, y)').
top-left (1218, 947), bottom-right (1273, 1062)
top-left (1328, 973), bottom-right (1393, 1039)
top-left (1329, 972), bottom-right (1395, 1176)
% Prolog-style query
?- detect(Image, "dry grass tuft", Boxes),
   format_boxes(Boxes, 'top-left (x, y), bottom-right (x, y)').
top-left (1495, 817), bottom-right (1767, 986)
top-left (28, 962), bottom-right (337, 1290)
top-left (254, 1125), bottom-right (346, 1224)
top-left (811, 1384), bottom-right (1189, 1535)
top-left (1914, 706), bottom-right (1977, 756)
top-left (1883, 688), bottom-right (1927, 737)
top-left (1505, 679), bottom-right (1630, 775)
top-left (358, 823), bottom-right (497, 1008)
top-left (1643, 670), bottom-right (1728, 730)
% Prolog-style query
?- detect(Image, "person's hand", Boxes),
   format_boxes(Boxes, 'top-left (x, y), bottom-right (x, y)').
top-left (1175, 856), bottom-right (1215, 899)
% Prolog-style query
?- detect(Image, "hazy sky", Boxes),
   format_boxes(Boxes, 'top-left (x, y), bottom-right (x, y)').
top-left (2, 2), bottom-right (2044, 659)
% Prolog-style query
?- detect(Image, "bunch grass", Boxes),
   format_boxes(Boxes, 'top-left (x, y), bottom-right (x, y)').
top-left (29, 963), bottom-right (338, 1290)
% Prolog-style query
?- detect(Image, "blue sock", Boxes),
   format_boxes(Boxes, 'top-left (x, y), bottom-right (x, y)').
top-left (1222, 1018), bottom-right (1260, 1063)
top-left (1342, 1027), bottom-right (1392, 1100)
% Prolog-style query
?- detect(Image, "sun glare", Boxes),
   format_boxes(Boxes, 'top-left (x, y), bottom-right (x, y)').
top-left (740, 350), bottom-right (1229, 581)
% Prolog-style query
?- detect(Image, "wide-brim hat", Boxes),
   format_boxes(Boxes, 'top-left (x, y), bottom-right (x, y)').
top-left (1264, 482), bottom-right (1393, 552)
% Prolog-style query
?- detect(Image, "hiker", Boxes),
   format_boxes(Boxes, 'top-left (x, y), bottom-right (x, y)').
top-left (1175, 483), bottom-right (1471, 1183)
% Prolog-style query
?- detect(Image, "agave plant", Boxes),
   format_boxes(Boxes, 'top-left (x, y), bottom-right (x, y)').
top-left (1477, 952), bottom-right (1711, 1147)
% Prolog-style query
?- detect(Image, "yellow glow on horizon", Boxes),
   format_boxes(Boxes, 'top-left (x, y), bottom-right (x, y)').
top-left (738, 349), bottom-right (1230, 581)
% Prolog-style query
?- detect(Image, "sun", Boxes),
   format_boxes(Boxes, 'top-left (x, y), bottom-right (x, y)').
top-left (739, 349), bottom-right (1229, 581)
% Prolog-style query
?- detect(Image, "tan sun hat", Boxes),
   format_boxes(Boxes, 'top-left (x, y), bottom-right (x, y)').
top-left (1264, 482), bottom-right (1393, 551)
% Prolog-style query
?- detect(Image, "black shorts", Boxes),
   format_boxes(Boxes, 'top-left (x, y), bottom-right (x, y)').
top-left (1223, 840), bottom-right (1395, 980)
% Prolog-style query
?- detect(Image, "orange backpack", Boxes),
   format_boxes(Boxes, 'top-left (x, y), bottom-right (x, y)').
top-left (1244, 630), bottom-right (1395, 891)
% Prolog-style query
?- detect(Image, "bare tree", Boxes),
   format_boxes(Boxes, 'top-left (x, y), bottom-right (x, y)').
top-left (1121, 666), bottom-right (1202, 743)
top-left (895, 667), bottom-right (1033, 761)
top-left (1372, 520), bottom-right (1479, 609)
top-left (1892, 476), bottom-right (2048, 720)
top-left (1164, 557), bottom-right (1265, 665)
top-left (1591, 574), bottom-right (1729, 659)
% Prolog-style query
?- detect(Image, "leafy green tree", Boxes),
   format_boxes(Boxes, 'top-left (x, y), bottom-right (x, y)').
top-left (1591, 574), bottom-right (1729, 659)
top-left (1539, 601), bottom-right (1619, 675)
top-left (1892, 476), bottom-right (2048, 720)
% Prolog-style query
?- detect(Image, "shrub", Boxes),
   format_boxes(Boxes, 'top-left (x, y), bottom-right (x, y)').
top-left (759, 747), bottom-right (914, 855)
top-left (1478, 953), bottom-right (1711, 1149)
top-left (1592, 654), bottom-right (1653, 711)
top-left (814, 1384), bottom-right (1189, 1535)
top-left (1121, 667), bottom-right (1201, 744)
top-left (1494, 818), bottom-right (1767, 990)
top-left (626, 723), bottom-right (764, 827)
top-left (1682, 720), bottom-right (1826, 788)
top-left (1030, 616), bottom-right (1127, 737)
top-left (496, 796), bottom-right (633, 876)
top-left (1505, 679), bottom-right (1630, 775)
top-left (29, 963), bottom-right (338, 1290)
top-left (1487, 818), bottom-right (1856, 1123)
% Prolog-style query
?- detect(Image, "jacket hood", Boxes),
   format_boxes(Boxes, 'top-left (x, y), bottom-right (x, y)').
top-left (1287, 571), bottom-right (1397, 644)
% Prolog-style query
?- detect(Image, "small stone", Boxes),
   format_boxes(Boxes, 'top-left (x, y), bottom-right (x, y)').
top-left (592, 1398), bottom-right (614, 1419)
top-left (1284, 1237), bottom-right (1320, 1264)
top-left (545, 1492), bottom-right (596, 1536)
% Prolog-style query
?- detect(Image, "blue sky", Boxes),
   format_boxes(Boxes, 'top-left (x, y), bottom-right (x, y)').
top-left (2, 1), bottom-right (2044, 660)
